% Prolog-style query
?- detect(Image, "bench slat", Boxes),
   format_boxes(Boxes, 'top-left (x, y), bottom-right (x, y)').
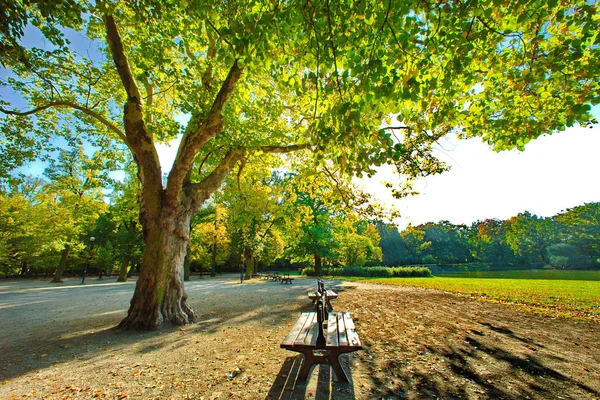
top-left (281, 312), bottom-right (312, 347)
top-left (326, 313), bottom-right (339, 347)
top-left (294, 312), bottom-right (317, 346)
top-left (342, 312), bottom-right (362, 348)
top-left (336, 312), bottom-right (348, 347)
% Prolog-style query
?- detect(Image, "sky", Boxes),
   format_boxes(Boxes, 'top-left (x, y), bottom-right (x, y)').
top-left (359, 124), bottom-right (600, 229)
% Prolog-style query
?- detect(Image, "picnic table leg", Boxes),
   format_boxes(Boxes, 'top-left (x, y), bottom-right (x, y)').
top-left (297, 350), bottom-right (317, 381)
top-left (328, 350), bottom-right (350, 382)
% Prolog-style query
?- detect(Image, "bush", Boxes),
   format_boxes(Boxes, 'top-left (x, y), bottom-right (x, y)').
top-left (328, 265), bottom-right (431, 278)
top-left (302, 267), bottom-right (316, 276)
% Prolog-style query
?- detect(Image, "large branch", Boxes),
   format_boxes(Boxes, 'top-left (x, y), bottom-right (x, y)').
top-left (104, 15), bottom-right (143, 104)
top-left (0, 101), bottom-right (127, 144)
top-left (253, 143), bottom-right (314, 154)
top-left (104, 14), bottom-right (162, 200)
top-left (186, 149), bottom-right (245, 214)
top-left (167, 60), bottom-right (242, 200)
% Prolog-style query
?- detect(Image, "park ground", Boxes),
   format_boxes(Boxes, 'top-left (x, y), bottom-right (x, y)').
top-left (0, 275), bottom-right (598, 399)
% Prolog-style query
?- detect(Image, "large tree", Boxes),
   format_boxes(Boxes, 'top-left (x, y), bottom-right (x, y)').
top-left (1, 1), bottom-right (598, 329)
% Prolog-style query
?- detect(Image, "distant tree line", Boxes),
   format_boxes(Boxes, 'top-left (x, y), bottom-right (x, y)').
top-left (1, 145), bottom-right (597, 279)
top-left (377, 203), bottom-right (600, 270)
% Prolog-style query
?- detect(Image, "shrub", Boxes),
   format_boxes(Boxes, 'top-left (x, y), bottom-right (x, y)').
top-left (327, 265), bottom-right (431, 278)
top-left (302, 267), bottom-right (316, 276)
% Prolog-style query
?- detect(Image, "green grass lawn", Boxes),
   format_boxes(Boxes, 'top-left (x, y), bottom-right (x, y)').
top-left (344, 275), bottom-right (600, 322)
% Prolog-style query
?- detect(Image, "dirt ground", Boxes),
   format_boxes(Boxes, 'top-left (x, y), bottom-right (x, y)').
top-left (0, 275), bottom-right (598, 400)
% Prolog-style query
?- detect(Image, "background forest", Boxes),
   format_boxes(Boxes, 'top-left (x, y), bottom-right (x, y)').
top-left (1, 146), bottom-right (598, 279)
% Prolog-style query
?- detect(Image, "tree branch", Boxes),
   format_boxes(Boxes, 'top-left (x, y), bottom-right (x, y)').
top-left (0, 101), bottom-right (127, 144)
top-left (167, 60), bottom-right (242, 200)
top-left (103, 13), bottom-right (162, 213)
top-left (104, 15), bottom-right (143, 104)
top-left (187, 149), bottom-right (245, 214)
top-left (251, 143), bottom-right (314, 154)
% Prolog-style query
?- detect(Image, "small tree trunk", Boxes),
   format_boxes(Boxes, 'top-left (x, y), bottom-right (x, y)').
top-left (51, 242), bottom-right (71, 283)
top-left (210, 241), bottom-right (217, 277)
top-left (244, 250), bottom-right (255, 279)
top-left (314, 253), bottom-right (322, 276)
top-left (118, 211), bottom-right (195, 330)
top-left (183, 252), bottom-right (190, 281)
top-left (117, 257), bottom-right (129, 282)
top-left (21, 261), bottom-right (29, 276)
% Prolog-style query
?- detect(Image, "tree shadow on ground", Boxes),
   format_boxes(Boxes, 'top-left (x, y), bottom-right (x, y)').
top-left (266, 355), bottom-right (357, 400)
top-left (360, 327), bottom-right (599, 399)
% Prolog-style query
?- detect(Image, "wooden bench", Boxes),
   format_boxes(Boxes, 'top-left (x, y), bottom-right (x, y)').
top-left (280, 288), bottom-right (362, 382)
top-left (263, 271), bottom-right (273, 280)
top-left (280, 273), bottom-right (294, 284)
top-left (270, 271), bottom-right (280, 281)
top-left (308, 279), bottom-right (338, 310)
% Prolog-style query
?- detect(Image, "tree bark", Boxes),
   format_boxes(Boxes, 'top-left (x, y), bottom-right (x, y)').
top-left (314, 253), bottom-right (322, 276)
top-left (244, 248), bottom-right (255, 279)
top-left (183, 252), bottom-right (191, 281)
top-left (21, 261), bottom-right (29, 276)
top-left (118, 208), bottom-right (195, 330)
top-left (51, 242), bottom-right (71, 283)
top-left (117, 257), bottom-right (129, 282)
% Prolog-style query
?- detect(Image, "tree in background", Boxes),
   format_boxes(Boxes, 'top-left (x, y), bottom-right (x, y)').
top-left (376, 222), bottom-right (406, 266)
top-left (188, 204), bottom-right (230, 276)
top-left (555, 203), bottom-right (600, 263)
top-left (223, 158), bottom-right (288, 278)
top-left (504, 212), bottom-right (560, 265)
top-left (467, 219), bottom-right (515, 264)
top-left (334, 220), bottom-right (382, 267)
top-left (2, 1), bottom-right (598, 329)
top-left (42, 148), bottom-right (108, 282)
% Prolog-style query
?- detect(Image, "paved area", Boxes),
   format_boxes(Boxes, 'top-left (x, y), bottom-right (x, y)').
top-left (0, 274), bottom-right (313, 347)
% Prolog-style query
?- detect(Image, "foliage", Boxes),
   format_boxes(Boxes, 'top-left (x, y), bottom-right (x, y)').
top-left (302, 267), bottom-right (316, 277)
top-left (547, 243), bottom-right (593, 270)
top-left (504, 212), bottom-right (560, 264)
top-left (326, 265), bottom-right (431, 278)
top-left (554, 203), bottom-right (600, 261)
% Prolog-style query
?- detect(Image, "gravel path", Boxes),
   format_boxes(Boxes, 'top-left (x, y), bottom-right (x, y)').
top-left (1, 275), bottom-right (598, 399)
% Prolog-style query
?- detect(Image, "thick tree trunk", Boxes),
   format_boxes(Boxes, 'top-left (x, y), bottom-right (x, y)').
top-left (118, 209), bottom-right (195, 330)
top-left (51, 242), bottom-right (71, 283)
top-left (117, 257), bottom-right (129, 282)
top-left (314, 253), bottom-right (322, 276)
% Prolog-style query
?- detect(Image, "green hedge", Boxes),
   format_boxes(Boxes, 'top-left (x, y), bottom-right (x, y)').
top-left (302, 266), bottom-right (432, 278)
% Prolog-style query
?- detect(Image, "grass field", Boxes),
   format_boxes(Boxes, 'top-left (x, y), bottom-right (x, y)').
top-left (344, 272), bottom-right (600, 322)
top-left (436, 269), bottom-right (600, 280)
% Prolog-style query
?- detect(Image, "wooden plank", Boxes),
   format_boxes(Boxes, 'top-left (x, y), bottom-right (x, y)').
top-left (281, 313), bottom-right (312, 347)
top-left (294, 312), bottom-right (317, 346)
top-left (342, 312), bottom-right (362, 348)
top-left (326, 312), bottom-right (339, 347)
top-left (336, 312), bottom-right (348, 347)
